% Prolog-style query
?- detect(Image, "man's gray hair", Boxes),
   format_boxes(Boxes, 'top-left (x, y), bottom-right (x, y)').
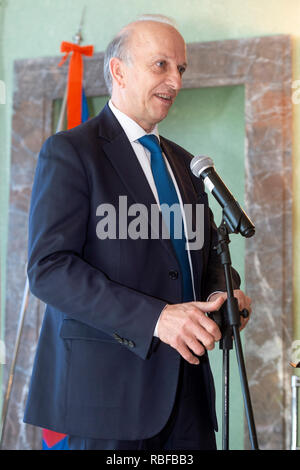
top-left (103, 14), bottom-right (179, 95)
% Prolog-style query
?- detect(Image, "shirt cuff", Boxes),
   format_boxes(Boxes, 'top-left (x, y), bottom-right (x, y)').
top-left (207, 291), bottom-right (224, 301)
top-left (153, 304), bottom-right (168, 338)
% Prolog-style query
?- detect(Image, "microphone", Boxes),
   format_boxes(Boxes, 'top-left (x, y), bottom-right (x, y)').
top-left (190, 155), bottom-right (255, 238)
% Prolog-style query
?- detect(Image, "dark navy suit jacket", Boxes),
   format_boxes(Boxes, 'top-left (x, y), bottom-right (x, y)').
top-left (24, 103), bottom-right (240, 440)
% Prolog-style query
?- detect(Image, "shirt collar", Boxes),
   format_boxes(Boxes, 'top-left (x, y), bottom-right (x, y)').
top-left (108, 99), bottom-right (160, 143)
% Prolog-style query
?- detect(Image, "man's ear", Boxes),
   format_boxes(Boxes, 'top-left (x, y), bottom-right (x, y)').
top-left (110, 57), bottom-right (126, 89)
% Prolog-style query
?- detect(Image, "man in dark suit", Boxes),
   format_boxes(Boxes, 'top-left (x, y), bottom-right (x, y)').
top-left (24, 15), bottom-right (251, 450)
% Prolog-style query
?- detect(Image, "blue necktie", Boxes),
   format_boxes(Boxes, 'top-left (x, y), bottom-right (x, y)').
top-left (138, 134), bottom-right (194, 302)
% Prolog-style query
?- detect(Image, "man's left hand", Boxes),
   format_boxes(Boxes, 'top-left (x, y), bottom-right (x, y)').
top-left (209, 290), bottom-right (252, 332)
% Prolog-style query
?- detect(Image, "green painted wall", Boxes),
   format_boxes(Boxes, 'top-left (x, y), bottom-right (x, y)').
top-left (1, 0), bottom-right (299, 450)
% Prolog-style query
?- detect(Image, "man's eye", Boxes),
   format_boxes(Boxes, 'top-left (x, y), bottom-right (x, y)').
top-left (156, 61), bottom-right (166, 68)
top-left (178, 66), bottom-right (186, 76)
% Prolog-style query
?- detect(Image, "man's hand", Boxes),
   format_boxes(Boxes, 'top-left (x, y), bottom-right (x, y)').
top-left (208, 289), bottom-right (252, 332)
top-left (157, 297), bottom-right (225, 365)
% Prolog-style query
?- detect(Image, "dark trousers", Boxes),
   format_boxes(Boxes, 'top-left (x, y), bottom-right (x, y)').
top-left (68, 359), bottom-right (217, 450)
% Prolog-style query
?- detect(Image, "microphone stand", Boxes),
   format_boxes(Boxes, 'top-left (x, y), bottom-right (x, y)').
top-left (212, 219), bottom-right (259, 450)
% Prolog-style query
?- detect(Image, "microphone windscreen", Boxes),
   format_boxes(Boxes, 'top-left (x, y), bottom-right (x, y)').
top-left (190, 155), bottom-right (214, 178)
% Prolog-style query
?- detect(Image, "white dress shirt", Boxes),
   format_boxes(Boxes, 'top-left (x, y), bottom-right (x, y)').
top-left (108, 100), bottom-right (196, 336)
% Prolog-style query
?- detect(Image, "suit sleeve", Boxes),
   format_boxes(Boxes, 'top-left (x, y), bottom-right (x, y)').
top-left (27, 133), bottom-right (166, 360)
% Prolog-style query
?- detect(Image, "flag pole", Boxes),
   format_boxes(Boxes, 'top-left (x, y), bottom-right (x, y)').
top-left (56, 7), bottom-right (85, 133)
top-left (0, 269), bottom-right (29, 448)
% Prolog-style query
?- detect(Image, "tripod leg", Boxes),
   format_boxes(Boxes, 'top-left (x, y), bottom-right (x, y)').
top-left (232, 325), bottom-right (259, 450)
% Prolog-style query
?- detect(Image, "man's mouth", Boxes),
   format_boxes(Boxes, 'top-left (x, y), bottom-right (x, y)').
top-left (154, 93), bottom-right (174, 104)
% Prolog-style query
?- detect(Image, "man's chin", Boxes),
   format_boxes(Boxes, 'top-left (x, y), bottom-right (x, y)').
top-left (141, 108), bottom-right (172, 131)
top-left (151, 109), bottom-right (171, 125)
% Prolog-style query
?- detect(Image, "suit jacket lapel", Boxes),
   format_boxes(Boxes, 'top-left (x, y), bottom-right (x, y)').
top-left (103, 131), bottom-right (157, 210)
top-left (97, 104), bottom-right (155, 207)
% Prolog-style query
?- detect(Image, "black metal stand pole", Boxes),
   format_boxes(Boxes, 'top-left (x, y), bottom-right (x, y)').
top-left (222, 349), bottom-right (230, 450)
top-left (215, 221), bottom-right (259, 450)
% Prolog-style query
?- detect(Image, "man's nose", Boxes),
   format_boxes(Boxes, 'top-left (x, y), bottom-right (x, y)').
top-left (166, 68), bottom-right (182, 91)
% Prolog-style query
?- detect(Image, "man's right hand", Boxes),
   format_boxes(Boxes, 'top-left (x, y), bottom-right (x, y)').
top-left (157, 297), bottom-right (225, 365)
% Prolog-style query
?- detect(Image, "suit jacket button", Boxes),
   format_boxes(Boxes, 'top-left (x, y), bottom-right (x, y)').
top-left (169, 270), bottom-right (179, 280)
top-left (113, 333), bottom-right (123, 343)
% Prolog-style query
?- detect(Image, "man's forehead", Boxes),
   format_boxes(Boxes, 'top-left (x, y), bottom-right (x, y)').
top-left (124, 20), bottom-right (185, 49)
top-left (124, 21), bottom-right (186, 63)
